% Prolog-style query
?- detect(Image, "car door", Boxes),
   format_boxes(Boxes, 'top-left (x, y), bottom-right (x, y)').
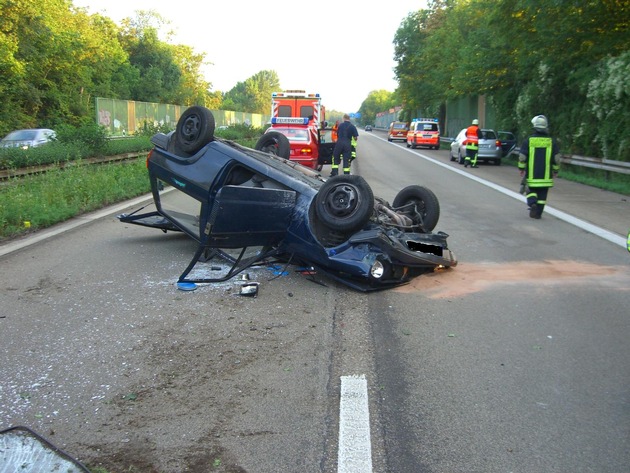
top-left (207, 184), bottom-right (296, 248)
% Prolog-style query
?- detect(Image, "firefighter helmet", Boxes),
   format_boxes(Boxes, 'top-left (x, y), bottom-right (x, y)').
top-left (531, 115), bottom-right (548, 130)
top-left (472, 119), bottom-right (479, 125)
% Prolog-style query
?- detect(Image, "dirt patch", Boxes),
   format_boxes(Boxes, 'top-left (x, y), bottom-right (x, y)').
top-left (395, 260), bottom-right (630, 298)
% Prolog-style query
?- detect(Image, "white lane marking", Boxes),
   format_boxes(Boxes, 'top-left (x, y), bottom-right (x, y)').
top-left (338, 374), bottom-right (373, 473)
top-left (368, 134), bottom-right (626, 249)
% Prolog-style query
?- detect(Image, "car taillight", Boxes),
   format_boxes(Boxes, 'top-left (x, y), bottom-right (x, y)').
top-left (299, 147), bottom-right (312, 155)
top-left (496, 140), bottom-right (501, 147)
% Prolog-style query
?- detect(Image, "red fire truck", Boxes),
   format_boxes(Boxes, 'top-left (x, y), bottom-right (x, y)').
top-left (260, 90), bottom-right (335, 170)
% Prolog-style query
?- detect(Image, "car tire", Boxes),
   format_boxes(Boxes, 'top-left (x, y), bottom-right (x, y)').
top-left (392, 185), bottom-right (440, 232)
top-left (315, 175), bottom-right (374, 233)
top-left (458, 151), bottom-right (465, 165)
top-left (175, 106), bottom-right (215, 154)
top-left (255, 131), bottom-right (290, 159)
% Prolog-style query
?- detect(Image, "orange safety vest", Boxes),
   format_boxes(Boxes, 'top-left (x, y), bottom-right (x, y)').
top-left (465, 125), bottom-right (479, 147)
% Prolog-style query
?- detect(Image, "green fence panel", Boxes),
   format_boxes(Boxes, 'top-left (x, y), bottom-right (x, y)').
top-left (96, 98), bottom-right (269, 136)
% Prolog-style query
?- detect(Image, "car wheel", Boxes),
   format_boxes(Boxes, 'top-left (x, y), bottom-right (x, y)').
top-left (315, 175), bottom-right (374, 233)
top-left (175, 106), bottom-right (215, 154)
top-left (254, 131), bottom-right (290, 159)
top-left (458, 151), bottom-right (465, 165)
top-left (495, 159), bottom-right (501, 166)
top-left (450, 149), bottom-right (456, 161)
top-left (392, 185), bottom-right (440, 232)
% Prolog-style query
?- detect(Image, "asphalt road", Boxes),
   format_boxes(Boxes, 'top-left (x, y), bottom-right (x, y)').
top-left (359, 132), bottom-right (629, 472)
top-left (1, 133), bottom-right (628, 473)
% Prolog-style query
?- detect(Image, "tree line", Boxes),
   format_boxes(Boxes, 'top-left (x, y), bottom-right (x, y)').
top-left (2, 1), bottom-right (628, 161)
top-left (0, 0), bottom-right (286, 135)
top-left (388, 0), bottom-right (630, 160)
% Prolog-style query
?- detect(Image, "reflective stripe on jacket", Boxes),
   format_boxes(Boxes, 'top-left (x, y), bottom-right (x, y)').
top-left (527, 136), bottom-right (555, 187)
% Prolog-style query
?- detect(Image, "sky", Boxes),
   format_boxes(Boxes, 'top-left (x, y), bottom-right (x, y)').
top-left (72, 0), bottom-right (428, 113)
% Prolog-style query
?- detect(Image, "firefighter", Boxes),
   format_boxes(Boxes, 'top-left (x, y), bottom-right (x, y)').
top-left (464, 119), bottom-right (480, 168)
top-left (330, 114), bottom-right (358, 176)
top-left (518, 115), bottom-right (561, 219)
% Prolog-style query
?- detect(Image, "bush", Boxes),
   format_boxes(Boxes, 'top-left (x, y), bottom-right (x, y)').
top-left (55, 121), bottom-right (109, 154)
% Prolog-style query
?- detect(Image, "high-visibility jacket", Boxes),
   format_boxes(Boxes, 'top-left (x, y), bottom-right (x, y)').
top-left (465, 125), bottom-right (479, 149)
top-left (332, 122), bottom-right (339, 142)
top-left (518, 132), bottom-right (560, 187)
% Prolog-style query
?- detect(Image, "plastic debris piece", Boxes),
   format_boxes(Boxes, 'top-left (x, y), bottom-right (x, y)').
top-left (177, 282), bottom-right (198, 291)
top-left (296, 266), bottom-right (317, 275)
top-left (0, 426), bottom-right (91, 472)
top-left (239, 282), bottom-right (259, 297)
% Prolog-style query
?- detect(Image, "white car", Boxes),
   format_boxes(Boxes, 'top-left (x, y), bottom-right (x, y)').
top-left (0, 128), bottom-right (56, 149)
top-left (449, 128), bottom-right (503, 165)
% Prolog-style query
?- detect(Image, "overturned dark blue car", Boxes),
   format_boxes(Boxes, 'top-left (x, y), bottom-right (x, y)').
top-left (118, 106), bottom-right (457, 291)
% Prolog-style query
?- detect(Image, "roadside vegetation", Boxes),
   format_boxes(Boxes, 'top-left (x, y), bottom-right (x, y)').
top-left (0, 124), bottom-right (262, 241)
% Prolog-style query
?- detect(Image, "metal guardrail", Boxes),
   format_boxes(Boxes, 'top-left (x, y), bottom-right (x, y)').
top-left (438, 136), bottom-right (629, 176)
top-left (559, 155), bottom-right (630, 176)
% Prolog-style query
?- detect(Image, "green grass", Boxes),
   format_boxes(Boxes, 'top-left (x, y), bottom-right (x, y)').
top-left (0, 158), bottom-right (151, 240)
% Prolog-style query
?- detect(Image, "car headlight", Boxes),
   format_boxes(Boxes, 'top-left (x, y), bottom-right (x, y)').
top-left (370, 260), bottom-right (385, 279)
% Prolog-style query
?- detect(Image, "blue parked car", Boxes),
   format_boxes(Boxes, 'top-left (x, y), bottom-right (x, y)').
top-left (118, 106), bottom-right (457, 291)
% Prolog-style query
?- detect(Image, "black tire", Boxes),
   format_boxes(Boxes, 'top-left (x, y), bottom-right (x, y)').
top-left (392, 185), bottom-right (440, 232)
top-left (255, 131), bottom-right (290, 159)
top-left (458, 151), bottom-right (465, 165)
top-left (450, 150), bottom-right (456, 161)
top-left (315, 175), bottom-right (374, 233)
top-left (175, 106), bottom-right (215, 154)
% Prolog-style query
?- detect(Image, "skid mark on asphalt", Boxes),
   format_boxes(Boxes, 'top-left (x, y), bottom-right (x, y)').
top-left (395, 260), bottom-right (630, 298)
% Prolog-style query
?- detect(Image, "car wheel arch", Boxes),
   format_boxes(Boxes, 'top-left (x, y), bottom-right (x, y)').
top-left (392, 185), bottom-right (440, 232)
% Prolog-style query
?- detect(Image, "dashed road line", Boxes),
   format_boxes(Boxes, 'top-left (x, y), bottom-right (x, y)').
top-left (338, 374), bottom-right (373, 473)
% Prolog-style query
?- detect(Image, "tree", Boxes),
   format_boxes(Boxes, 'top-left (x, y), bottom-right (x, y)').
top-left (391, 0), bottom-right (630, 159)
top-left (222, 70), bottom-right (280, 114)
top-left (357, 90), bottom-right (396, 126)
